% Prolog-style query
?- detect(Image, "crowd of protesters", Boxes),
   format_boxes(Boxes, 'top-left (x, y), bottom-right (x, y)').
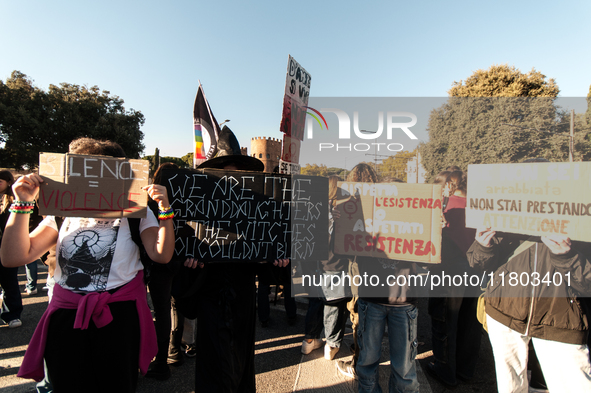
top-left (1, 134), bottom-right (591, 393)
top-left (299, 163), bottom-right (591, 393)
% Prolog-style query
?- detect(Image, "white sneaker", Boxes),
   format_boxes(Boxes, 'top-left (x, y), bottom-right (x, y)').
top-left (301, 338), bottom-right (323, 355)
top-left (8, 319), bottom-right (22, 328)
top-left (324, 344), bottom-right (339, 360)
top-left (25, 288), bottom-right (38, 296)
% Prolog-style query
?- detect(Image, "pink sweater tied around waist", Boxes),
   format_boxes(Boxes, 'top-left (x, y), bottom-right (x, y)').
top-left (17, 271), bottom-right (157, 382)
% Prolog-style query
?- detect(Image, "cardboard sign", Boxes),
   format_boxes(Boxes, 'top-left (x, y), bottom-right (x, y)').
top-left (161, 168), bottom-right (328, 262)
top-left (38, 153), bottom-right (149, 218)
top-left (284, 55), bottom-right (311, 106)
top-left (279, 55), bottom-right (311, 142)
top-left (466, 162), bottom-right (591, 241)
top-left (281, 135), bottom-right (301, 164)
top-left (279, 160), bottom-right (301, 175)
top-left (333, 182), bottom-right (442, 264)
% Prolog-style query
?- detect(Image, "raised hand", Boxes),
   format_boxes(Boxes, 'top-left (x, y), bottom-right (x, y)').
top-left (541, 235), bottom-right (571, 255)
top-left (12, 173), bottom-right (43, 202)
top-left (475, 227), bottom-right (496, 248)
top-left (142, 184), bottom-right (170, 209)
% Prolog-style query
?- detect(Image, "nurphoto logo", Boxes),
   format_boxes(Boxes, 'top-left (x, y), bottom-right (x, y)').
top-left (305, 108), bottom-right (418, 152)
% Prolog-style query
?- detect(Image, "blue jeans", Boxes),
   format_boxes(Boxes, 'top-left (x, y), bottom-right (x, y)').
top-left (304, 297), bottom-right (349, 348)
top-left (357, 299), bottom-right (419, 393)
top-left (26, 260), bottom-right (39, 292)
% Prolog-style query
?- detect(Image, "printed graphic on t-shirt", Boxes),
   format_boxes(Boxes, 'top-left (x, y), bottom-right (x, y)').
top-left (58, 218), bottom-right (120, 291)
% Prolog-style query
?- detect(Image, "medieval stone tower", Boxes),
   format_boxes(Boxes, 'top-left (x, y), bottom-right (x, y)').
top-left (250, 137), bottom-right (281, 172)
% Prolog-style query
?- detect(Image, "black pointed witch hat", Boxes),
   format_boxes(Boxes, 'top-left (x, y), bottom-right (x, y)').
top-left (197, 126), bottom-right (264, 172)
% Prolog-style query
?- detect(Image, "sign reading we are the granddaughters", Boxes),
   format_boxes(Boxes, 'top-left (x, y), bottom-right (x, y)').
top-left (38, 153), bottom-right (149, 218)
top-left (466, 162), bottom-right (591, 241)
top-left (161, 168), bottom-right (328, 263)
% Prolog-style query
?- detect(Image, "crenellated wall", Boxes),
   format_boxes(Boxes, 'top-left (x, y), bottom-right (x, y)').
top-left (250, 137), bottom-right (282, 172)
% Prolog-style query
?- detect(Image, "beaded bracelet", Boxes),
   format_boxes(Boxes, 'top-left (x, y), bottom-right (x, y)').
top-left (158, 206), bottom-right (174, 221)
top-left (13, 200), bottom-right (36, 206)
top-left (9, 203), bottom-right (34, 214)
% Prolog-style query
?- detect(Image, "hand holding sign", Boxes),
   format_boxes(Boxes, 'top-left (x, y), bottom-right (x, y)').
top-left (475, 227), bottom-right (496, 248)
top-left (541, 235), bottom-right (571, 255)
top-left (142, 184), bottom-right (170, 210)
top-left (12, 173), bottom-right (43, 202)
top-left (273, 258), bottom-right (290, 268)
top-left (184, 257), bottom-right (203, 269)
top-left (331, 204), bottom-right (342, 220)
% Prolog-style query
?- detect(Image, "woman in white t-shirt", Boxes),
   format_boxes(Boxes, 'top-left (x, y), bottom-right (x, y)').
top-left (0, 138), bottom-right (176, 393)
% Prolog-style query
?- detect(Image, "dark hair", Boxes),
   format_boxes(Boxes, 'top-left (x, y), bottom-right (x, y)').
top-left (433, 170), bottom-right (451, 186)
top-left (0, 170), bottom-right (15, 185)
top-left (446, 170), bottom-right (467, 195)
top-left (446, 165), bottom-right (461, 172)
top-left (69, 137), bottom-right (126, 158)
top-left (153, 162), bottom-right (179, 185)
top-left (347, 163), bottom-right (378, 183)
top-left (0, 170), bottom-right (15, 213)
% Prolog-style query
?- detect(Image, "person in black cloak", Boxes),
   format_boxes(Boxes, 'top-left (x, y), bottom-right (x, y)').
top-left (185, 126), bottom-right (289, 393)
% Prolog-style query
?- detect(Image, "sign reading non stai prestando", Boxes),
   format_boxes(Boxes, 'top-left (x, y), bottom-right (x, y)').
top-left (466, 162), bottom-right (591, 242)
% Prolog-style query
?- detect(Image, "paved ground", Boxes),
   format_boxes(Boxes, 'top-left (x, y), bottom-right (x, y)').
top-left (1, 262), bottom-right (498, 393)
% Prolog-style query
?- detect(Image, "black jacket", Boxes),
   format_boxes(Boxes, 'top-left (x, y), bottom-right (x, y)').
top-left (467, 235), bottom-right (591, 345)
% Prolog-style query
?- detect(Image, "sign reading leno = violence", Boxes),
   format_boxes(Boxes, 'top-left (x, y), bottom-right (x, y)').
top-left (466, 162), bottom-right (591, 242)
top-left (38, 153), bottom-right (150, 218)
top-left (333, 181), bottom-right (443, 264)
top-left (160, 168), bottom-right (329, 262)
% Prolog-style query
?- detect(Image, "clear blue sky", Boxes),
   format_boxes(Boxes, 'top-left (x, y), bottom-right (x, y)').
top-left (1, 0), bottom-right (590, 164)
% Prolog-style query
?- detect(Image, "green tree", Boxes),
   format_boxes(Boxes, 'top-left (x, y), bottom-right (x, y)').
top-left (181, 152), bottom-right (194, 168)
top-left (378, 150), bottom-right (417, 182)
top-left (151, 148), bottom-right (160, 176)
top-left (419, 65), bottom-right (591, 181)
top-left (144, 154), bottom-right (190, 171)
top-left (301, 163), bottom-right (328, 177)
top-left (449, 65), bottom-right (559, 97)
top-left (0, 71), bottom-right (145, 169)
top-left (326, 167), bottom-right (346, 178)
top-left (587, 84), bottom-right (591, 124)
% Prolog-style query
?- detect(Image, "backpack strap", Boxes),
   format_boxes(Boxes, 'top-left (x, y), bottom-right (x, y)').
top-left (43, 216), bottom-right (64, 276)
top-left (128, 202), bottom-right (160, 284)
top-left (55, 216), bottom-right (64, 231)
top-left (128, 218), bottom-right (142, 249)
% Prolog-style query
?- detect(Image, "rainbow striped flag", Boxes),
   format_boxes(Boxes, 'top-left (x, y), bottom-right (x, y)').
top-left (193, 83), bottom-right (220, 167)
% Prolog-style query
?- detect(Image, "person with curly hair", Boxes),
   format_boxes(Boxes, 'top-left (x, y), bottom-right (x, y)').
top-left (1, 137), bottom-right (175, 392)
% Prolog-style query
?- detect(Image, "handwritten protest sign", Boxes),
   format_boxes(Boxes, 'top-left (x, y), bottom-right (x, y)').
top-left (280, 55), bottom-right (311, 145)
top-left (38, 153), bottom-right (149, 218)
top-left (466, 162), bottom-right (591, 241)
top-left (160, 168), bottom-right (328, 262)
top-left (279, 160), bottom-right (301, 175)
top-left (333, 182), bottom-right (442, 264)
top-left (281, 135), bottom-right (301, 164)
